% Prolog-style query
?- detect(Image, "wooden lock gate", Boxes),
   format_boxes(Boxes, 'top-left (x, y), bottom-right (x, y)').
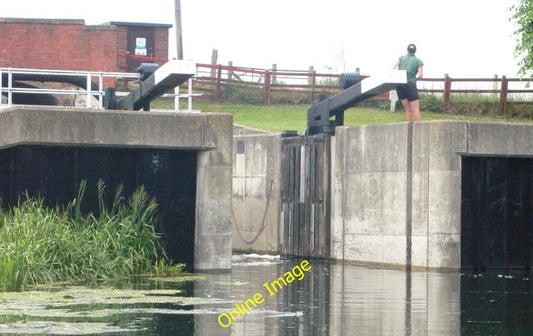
top-left (280, 134), bottom-right (331, 259)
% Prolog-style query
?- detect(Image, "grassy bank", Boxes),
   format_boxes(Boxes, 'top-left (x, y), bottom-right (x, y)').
top-left (154, 99), bottom-right (532, 133)
top-left (0, 181), bottom-right (177, 292)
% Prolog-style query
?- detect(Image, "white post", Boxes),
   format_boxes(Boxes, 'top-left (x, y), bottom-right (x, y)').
top-left (7, 68), bottom-right (13, 106)
top-left (188, 78), bottom-right (193, 112)
top-left (86, 74), bottom-right (92, 108)
top-left (98, 72), bottom-right (104, 109)
top-left (174, 86), bottom-right (180, 112)
top-left (0, 69), bottom-right (3, 106)
top-left (389, 90), bottom-right (398, 112)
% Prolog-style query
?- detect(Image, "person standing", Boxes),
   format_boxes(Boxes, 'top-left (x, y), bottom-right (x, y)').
top-left (393, 44), bottom-right (424, 121)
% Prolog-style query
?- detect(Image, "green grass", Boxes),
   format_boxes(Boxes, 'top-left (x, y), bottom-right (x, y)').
top-left (0, 181), bottom-right (178, 292)
top-left (154, 99), bottom-right (532, 134)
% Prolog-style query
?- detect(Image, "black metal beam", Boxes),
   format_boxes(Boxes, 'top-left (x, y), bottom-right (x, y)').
top-left (306, 71), bottom-right (406, 135)
top-left (117, 60), bottom-right (195, 111)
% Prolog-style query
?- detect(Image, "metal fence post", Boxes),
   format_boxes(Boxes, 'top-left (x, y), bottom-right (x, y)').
top-left (98, 72), bottom-right (104, 109)
top-left (0, 68), bottom-right (3, 106)
top-left (188, 77), bottom-right (193, 112)
top-left (86, 73), bottom-right (92, 108)
top-left (174, 86), bottom-right (180, 112)
top-left (8, 68), bottom-right (13, 106)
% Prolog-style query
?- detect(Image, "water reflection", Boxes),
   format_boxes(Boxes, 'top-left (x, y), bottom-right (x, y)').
top-left (221, 255), bottom-right (461, 336)
top-left (1, 255), bottom-right (532, 335)
top-left (461, 271), bottom-right (533, 335)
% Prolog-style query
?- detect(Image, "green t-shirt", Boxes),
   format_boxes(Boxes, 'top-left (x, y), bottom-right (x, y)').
top-left (398, 54), bottom-right (423, 83)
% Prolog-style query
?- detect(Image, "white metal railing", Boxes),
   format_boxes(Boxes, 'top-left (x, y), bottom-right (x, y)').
top-left (0, 67), bottom-right (139, 109)
top-left (0, 67), bottom-right (199, 111)
top-left (168, 78), bottom-right (202, 113)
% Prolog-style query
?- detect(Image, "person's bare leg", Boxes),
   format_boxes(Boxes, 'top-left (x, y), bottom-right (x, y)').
top-left (401, 99), bottom-right (412, 121)
top-left (410, 99), bottom-right (422, 121)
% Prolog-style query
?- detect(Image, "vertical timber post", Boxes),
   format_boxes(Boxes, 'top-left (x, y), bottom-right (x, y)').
top-left (210, 49), bottom-right (218, 77)
top-left (443, 73), bottom-right (452, 112)
top-left (499, 75), bottom-right (508, 116)
top-left (215, 64), bottom-right (222, 103)
top-left (264, 70), bottom-right (271, 105)
top-left (309, 66), bottom-right (316, 104)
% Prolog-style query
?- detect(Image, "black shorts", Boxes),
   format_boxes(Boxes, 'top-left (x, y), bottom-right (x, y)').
top-left (396, 82), bottom-right (419, 102)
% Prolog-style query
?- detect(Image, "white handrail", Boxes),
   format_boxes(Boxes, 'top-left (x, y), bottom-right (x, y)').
top-left (0, 67), bottom-right (200, 112)
top-left (0, 67), bottom-right (140, 109)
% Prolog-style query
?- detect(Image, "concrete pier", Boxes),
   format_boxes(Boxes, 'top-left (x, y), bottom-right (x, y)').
top-left (232, 133), bottom-right (281, 253)
top-left (0, 106), bottom-right (233, 271)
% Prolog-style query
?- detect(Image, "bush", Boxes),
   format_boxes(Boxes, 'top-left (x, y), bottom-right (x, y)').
top-left (0, 181), bottom-right (170, 292)
top-left (220, 84), bottom-right (263, 104)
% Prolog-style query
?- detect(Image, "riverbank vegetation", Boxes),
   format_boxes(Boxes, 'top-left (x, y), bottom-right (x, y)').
top-left (0, 181), bottom-right (179, 292)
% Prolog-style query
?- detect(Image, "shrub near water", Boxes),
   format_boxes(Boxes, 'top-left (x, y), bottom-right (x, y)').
top-left (0, 181), bottom-right (166, 292)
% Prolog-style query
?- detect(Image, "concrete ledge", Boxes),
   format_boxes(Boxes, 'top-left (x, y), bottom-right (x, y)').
top-left (466, 122), bottom-right (533, 156)
top-left (0, 18), bottom-right (86, 25)
top-left (0, 106), bottom-right (231, 150)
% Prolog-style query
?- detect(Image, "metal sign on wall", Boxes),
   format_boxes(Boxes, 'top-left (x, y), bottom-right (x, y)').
top-left (135, 37), bottom-right (147, 56)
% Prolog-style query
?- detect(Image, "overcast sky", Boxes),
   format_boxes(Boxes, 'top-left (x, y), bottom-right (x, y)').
top-left (2, 0), bottom-right (521, 77)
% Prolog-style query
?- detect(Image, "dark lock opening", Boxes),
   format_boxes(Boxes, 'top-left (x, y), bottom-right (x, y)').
top-left (0, 145), bottom-right (197, 270)
top-left (461, 156), bottom-right (533, 270)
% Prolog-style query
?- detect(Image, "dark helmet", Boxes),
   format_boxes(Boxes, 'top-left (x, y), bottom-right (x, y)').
top-left (407, 44), bottom-right (417, 54)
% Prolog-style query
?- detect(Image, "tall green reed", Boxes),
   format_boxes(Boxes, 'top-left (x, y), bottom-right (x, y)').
top-left (0, 181), bottom-right (168, 292)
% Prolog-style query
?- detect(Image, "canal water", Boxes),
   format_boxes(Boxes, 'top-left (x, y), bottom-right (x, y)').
top-left (0, 254), bottom-right (531, 335)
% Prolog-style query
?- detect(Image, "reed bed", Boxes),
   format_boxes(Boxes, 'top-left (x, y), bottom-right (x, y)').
top-left (0, 181), bottom-right (168, 292)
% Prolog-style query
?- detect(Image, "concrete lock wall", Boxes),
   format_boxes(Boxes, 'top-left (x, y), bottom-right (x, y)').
top-left (233, 121), bottom-right (533, 269)
top-left (332, 121), bottom-right (533, 269)
top-left (331, 123), bottom-right (413, 267)
top-left (232, 133), bottom-right (281, 253)
top-left (0, 106), bottom-right (233, 271)
top-left (332, 121), bottom-right (468, 269)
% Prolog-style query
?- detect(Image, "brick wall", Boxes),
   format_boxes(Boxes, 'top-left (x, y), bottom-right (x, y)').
top-left (155, 27), bottom-right (169, 59)
top-left (0, 19), bottom-right (117, 72)
top-left (116, 26), bottom-right (129, 72)
top-left (0, 18), bottom-right (171, 88)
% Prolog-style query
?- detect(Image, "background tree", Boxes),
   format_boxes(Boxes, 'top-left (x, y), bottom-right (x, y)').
top-left (511, 0), bottom-right (533, 77)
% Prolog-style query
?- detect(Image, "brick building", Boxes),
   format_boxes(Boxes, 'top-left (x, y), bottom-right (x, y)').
top-left (0, 17), bottom-right (171, 75)
top-left (109, 21), bottom-right (172, 73)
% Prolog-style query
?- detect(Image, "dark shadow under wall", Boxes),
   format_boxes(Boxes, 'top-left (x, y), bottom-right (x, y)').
top-left (0, 145), bottom-right (197, 270)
